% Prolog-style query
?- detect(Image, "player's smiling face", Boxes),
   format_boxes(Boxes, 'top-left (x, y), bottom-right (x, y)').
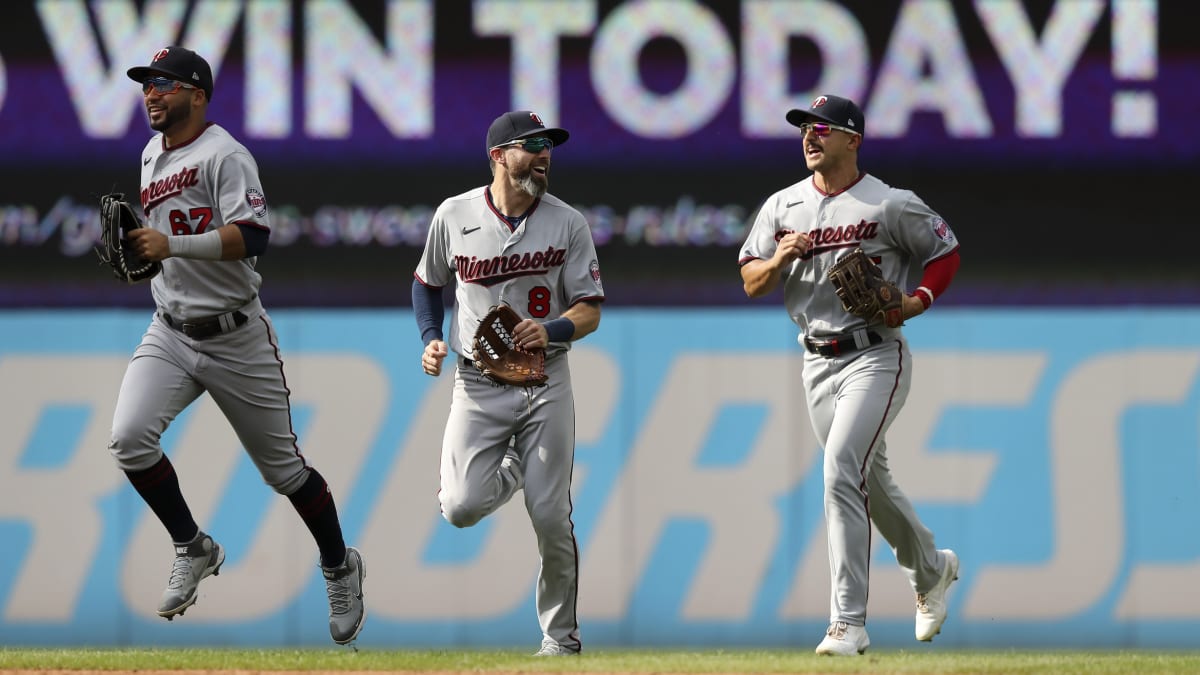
top-left (503, 145), bottom-right (551, 198)
top-left (143, 77), bottom-right (195, 133)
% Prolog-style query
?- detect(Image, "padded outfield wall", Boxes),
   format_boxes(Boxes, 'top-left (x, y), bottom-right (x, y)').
top-left (1, 308), bottom-right (1199, 649)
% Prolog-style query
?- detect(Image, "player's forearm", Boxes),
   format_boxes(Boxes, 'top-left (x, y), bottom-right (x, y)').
top-left (741, 259), bottom-right (783, 297)
top-left (168, 224), bottom-right (246, 260)
top-left (913, 249), bottom-right (961, 307)
top-left (557, 301), bottom-right (601, 341)
top-left (216, 224), bottom-right (248, 260)
top-left (412, 278), bottom-right (446, 344)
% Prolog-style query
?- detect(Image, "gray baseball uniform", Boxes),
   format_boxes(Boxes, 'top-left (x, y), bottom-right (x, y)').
top-left (739, 172), bottom-right (958, 626)
top-left (108, 124), bottom-right (309, 494)
top-left (111, 45), bottom-right (364, 645)
top-left (414, 186), bottom-right (604, 651)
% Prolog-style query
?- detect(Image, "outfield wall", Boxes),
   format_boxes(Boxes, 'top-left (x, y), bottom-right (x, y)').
top-left (1, 308), bottom-right (1198, 649)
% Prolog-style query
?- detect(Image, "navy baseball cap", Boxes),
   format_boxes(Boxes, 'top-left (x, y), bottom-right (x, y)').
top-left (486, 111), bottom-right (569, 151)
top-left (786, 95), bottom-right (865, 136)
top-left (127, 46), bottom-right (214, 100)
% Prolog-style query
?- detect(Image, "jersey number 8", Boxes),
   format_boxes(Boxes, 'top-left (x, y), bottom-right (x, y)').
top-left (527, 286), bottom-right (551, 318)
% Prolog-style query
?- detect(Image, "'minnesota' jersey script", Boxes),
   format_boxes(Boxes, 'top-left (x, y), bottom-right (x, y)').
top-left (739, 173), bottom-right (959, 337)
top-left (415, 187), bottom-right (605, 358)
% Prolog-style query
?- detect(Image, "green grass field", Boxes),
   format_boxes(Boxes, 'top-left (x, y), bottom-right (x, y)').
top-left (2, 648), bottom-right (1200, 674)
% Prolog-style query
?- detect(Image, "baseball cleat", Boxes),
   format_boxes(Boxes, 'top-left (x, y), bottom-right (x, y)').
top-left (157, 531), bottom-right (225, 619)
top-left (915, 548), bottom-right (960, 641)
top-left (324, 546), bottom-right (366, 645)
top-left (815, 621), bottom-right (870, 656)
top-left (533, 639), bottom-right (580, 656)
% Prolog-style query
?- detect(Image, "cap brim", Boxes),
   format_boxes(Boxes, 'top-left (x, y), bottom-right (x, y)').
top-left (512, 127), bottom-right (570, 148)
top-left (127, 66), bottom-right (171, 83)
top-left (786, 108), bottom-right (839, 128)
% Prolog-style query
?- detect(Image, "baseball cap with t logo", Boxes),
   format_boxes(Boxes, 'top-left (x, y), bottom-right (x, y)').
top-left (127, 46), bottom-right (214, 101)
top-left (486, 111), bottom-right (570, 152)
top-left (786, 95), bottom-right (865, 137)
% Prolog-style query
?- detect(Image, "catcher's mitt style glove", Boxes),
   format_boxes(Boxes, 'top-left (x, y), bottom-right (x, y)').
top-left (95, 193), bottom-right (161, 283)
top-left (827, 247), bottom-right (904, 327)
top-left (472, 304), bottom-right (548, 387)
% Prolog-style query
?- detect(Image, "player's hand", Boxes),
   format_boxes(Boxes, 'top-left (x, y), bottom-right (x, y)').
top-left (511, 319), bottom-right (547, 350)
top-left (773, 231), bottom-right (811, 268)
top-left (127, 227), bottom-right (171, 262)
top-left (896, 293), bottom-right (927, 326)
top-left (422, 339), bottom-right (448, 376)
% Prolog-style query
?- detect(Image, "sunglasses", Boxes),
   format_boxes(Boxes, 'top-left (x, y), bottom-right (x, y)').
top-left (142, 76), bottom-right (197, 96)
top-left (798, 122), bottom-right (860, 137)
top-left (498, 137), bottom-right (554, 153)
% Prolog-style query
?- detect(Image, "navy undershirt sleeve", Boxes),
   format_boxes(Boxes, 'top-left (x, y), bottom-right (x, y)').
top-left (236, 223), bottom-right (269, 257)
top-left (412, 279), bottom-right (445, 345)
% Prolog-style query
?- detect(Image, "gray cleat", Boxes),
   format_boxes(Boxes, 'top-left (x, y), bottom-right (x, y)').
top-left (157, 531), bottom-right (225, 620)
top-left (323, 546), bottom-right (366, 645)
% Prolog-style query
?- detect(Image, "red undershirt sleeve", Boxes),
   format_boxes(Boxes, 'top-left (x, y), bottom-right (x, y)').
top-left (913, 249), bottom-right (960, 309)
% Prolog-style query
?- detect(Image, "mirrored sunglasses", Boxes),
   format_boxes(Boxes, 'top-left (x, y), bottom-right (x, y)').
top-left (799, 122), bottom-right (860, 137)
top-left (500, 137), bottom-right (554, 153)
top-left (142, 76), bottom-right (196, 96)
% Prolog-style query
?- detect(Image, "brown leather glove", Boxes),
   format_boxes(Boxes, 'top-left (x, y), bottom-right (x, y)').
top-left (827, 247), bottom-right (904, 327)
top-left (472, 304), bottom-right (548, 386)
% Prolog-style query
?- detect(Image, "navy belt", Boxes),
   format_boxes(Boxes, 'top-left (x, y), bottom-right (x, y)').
top-left (803, 330), bottom-right (882, 358)
top-left (163, 311), bottom-right (248, 340)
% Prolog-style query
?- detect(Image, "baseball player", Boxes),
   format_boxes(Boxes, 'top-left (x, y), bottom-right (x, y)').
top-left (109, 46), bottom-right (365, 645)
top-left (738, 95), bottom-right (962, 656)
top-left (412, 110), bottom-right (604, 656)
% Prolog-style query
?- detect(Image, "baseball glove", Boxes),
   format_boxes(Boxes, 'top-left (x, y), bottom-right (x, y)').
top-left (472, 304), bottom-right (548, 387)
top-left (95, 192), bottom-right (161, 283)
top-left (827, 247), bottom-right (904, 327)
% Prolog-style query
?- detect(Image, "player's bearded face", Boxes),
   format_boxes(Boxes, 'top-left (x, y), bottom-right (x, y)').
top-left (507, 151), bottom-right (550, 198)
top-left (146, 89), bottom-right (191, 133)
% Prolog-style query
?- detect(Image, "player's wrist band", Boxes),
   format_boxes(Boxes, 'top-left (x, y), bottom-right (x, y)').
top-left (167, 229), bottom-right (223, 260)
top-left (914, 286), bottom-right (934, 309)
top-left (543, 317), bottom-right (575, 342)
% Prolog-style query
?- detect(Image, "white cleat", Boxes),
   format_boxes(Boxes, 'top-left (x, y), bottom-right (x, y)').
top-left (814, 621), bottom-right (870, 656)
top-left (915, 548), bottom-right (960, 641)
top-left (533, 639), bottom-right (580, 656)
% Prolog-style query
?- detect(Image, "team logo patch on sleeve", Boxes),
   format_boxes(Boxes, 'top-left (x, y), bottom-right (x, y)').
top-left (246, 188), bottom-right (268, 218)
top-left (932, 218), bottom-right (954, 242)
top-left (590, 260), bottom-right (603, 289)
